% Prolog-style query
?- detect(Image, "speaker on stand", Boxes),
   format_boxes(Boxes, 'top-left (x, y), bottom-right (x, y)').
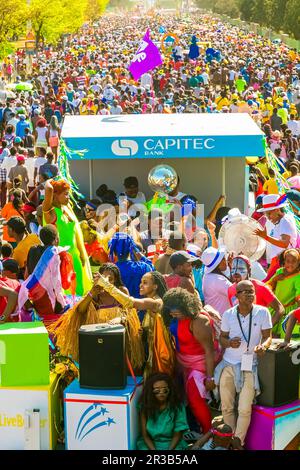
top-left (79, 323), bottom-right (126, 389)
top-left (257, 340), bottom-right (300, 407)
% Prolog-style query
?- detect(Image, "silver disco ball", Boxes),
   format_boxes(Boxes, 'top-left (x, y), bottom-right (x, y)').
top-left (148, 165), bottom-right (178, 195)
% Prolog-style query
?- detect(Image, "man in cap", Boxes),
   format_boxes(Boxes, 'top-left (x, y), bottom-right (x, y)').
top-left (8, 155), bottom-right (29, 192)
top-left (164, 250), bottom-right (198, 295)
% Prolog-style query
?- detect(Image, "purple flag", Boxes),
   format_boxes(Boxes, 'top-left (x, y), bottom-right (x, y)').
top-left (128, 30), bottom-right (163, 81)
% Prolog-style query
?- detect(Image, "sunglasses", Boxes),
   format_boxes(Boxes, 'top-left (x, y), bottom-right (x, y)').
top-left (237, 290), bottom-right (255, 295)
top-left (153, 387), bottom-right (169, 395)
top-left (85, 207), bottom-right (95, 212)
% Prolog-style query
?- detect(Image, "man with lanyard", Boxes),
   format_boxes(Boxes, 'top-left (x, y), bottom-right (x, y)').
top-left (214, 280), bottom-right (272, 449)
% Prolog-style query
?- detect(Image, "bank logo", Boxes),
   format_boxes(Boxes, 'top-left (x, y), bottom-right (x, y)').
top-left (291, 347), bottom-right (300, 365)
top-left (75, 403), bottom-right (116, 442)
top-left (111, 139), bottom-right (138, 157)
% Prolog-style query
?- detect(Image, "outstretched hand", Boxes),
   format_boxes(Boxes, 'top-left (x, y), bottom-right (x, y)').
top-left (207, 220), bottom-right (216, 234)
top-left (254, 344), bottom-right (266, 356)
top-left (254, 227), bottom-right (267, 239)
top-left (276, 341), bottom-right (291, 350)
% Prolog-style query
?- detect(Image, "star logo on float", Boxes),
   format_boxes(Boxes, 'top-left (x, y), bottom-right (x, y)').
top-left (111, 140), bottom-right (138, 157)
top-left (75, 403), bottom-right (116, 442)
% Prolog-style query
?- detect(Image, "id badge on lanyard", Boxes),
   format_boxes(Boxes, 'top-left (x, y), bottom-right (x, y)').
top-left (237, 308), bottom-right (254, 372)
top-left (241, 353), bottom-right (253, 371)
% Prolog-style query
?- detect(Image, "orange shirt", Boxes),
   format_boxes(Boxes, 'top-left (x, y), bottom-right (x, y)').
top-left (1, 202), bottom-right (23, 242)
top-left (13, 234), bottom-right (41, 269)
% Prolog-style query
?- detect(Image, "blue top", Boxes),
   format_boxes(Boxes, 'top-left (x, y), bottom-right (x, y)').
top-left (116, 258), bottom-right (154, 298)
top-left (16, 120), bottom-right (30, 138)
top-left (193, 265), bottom-right (205, 302)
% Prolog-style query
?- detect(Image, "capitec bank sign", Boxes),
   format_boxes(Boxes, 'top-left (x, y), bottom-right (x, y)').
top-left (111, 137), bottom-right (215, 158)
top-left (66, 133), bottom-right (264, 159)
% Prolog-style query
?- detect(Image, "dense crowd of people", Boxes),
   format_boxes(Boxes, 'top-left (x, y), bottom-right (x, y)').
top-left (0, 10), bottom-right (299, 451)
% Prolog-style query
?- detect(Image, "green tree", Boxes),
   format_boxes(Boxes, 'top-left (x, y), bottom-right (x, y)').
top-left (267, 0), bottom-right (288, 31)
top-left (85, 0), bottom-right (109, 22)
top-left (214, 0), bottom-right (240, 17)
top-left (250, 0), bottom-right (270, 25)
top-left (0, 0), bottom-right (27, 58)
top-left (239, 0), bottom-right (255, 21)
top-left (284, 0), bottom-right (300, 38)
top-left (29, 0), bottom-right (89, 46)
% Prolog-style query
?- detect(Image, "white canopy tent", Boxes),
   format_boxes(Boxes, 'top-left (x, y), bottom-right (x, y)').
top-left (61, 113), bottom-right (265, 215)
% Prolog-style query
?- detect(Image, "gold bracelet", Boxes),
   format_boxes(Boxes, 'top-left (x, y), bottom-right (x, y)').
top-left (42, 207), bottom-right (54, 214)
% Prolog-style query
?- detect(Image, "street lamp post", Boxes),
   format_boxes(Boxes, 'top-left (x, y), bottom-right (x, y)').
top-left (25, 0), bottom-right (34, 76)
top-left (25, 32), bottom-right (35, 75)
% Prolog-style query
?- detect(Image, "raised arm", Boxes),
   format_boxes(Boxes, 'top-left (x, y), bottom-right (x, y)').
top-left (95, 273), bottom-right (162, 312)
top-left (205, 195), bottom-right (226, 224)
top-left (42, 179), bottom-right (56, 223)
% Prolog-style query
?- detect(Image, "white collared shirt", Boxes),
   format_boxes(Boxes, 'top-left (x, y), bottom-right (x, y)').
top-left (222, 305), bottom-right (273, 365)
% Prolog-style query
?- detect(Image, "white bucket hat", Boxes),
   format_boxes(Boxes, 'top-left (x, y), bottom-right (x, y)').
top-left (257, 194), bottom-right (287, 212)
top-left (201, 247), bottom-right (226, 274)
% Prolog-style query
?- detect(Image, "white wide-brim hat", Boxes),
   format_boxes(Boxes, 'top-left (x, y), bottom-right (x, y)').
top-left (201, 247), bottom-right (226, 274)
top-left (257, 194), bottom-right (288, 212)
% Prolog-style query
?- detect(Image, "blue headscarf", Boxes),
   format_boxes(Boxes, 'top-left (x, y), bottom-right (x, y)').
top-left (109, 233), bottom-right (140, 262)
top-left (181, 195), bottom-right (197, 216)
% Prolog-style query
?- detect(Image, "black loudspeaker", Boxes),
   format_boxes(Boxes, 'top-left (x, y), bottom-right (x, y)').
top-left (257, 340), bottom-right (300, 407)
top-left (79, 323), bottom-right (126, 389)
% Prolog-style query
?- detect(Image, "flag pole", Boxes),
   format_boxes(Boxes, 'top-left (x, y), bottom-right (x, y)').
top-left (222, 158), bottom-right (226, 203)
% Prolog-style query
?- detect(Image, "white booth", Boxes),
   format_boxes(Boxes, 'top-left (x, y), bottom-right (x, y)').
top-left (61, 113), bottom-right (265, 215)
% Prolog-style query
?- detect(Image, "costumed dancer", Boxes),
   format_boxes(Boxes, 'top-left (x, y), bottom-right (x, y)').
top-left (109, 232), bottom-right (154, 298)
top-left (95, 270), bottom-right (175, 379)
top-left (42, 179), bottom-right (92, 295)
top-left (18, 224), bottom-right (75, 326)
top-left (48, 263), bottom-right (144, 372)
top-left (162, 288), bottom-right (221, 434)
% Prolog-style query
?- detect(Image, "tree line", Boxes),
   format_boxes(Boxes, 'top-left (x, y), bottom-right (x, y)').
top-left (0, 0), bottom-right (109, 59)
top-left (195, 0), bottom-right (300, 40)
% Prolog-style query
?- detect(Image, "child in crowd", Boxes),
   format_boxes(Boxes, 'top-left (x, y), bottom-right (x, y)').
top-left (192, 416), bottom-right (233, 450)
top-left (8, 176), bottom-right (29, 204)
top-left (1, 243), bottom-right (13, 260)
top-left (2, 259), bottom-right (19, 280)
top-left (263, 168), bottom-right (279, 194)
